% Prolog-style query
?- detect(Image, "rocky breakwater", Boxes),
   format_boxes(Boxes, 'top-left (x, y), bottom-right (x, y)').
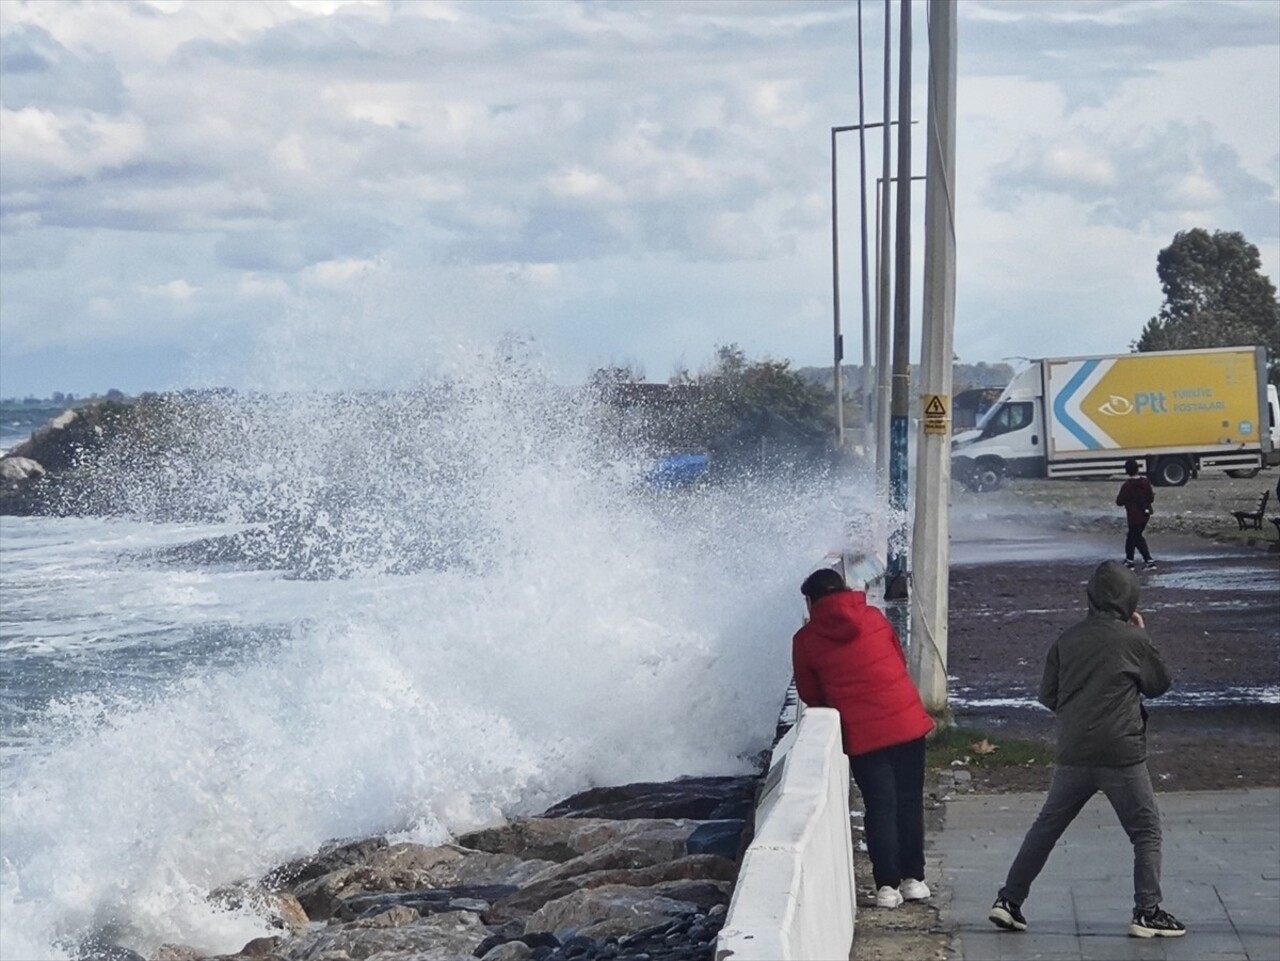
top-left (110, 775), bottom-right (758, 961)
top-left (0, 396), bottom-right (165, 516)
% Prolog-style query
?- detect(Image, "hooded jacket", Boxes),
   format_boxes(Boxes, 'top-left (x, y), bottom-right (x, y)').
top-left (1039, 560), bottom-right (1172, 767)
top-left (1116, 475), bottom-right (1155, 526)
top-left (792, 590), bottom-right (934, 756)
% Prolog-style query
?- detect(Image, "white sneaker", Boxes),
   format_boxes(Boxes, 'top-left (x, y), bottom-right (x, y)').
top-left (875, 885), bottom-right (904, 908)
top-left (900, 878), bottom-right (931, 901)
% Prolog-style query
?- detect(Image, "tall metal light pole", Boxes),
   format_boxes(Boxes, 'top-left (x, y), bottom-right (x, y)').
top-left (832, 121), bottom-right (895, 451)
top-left (856, 0), bottom-right (873, 448)
top-left (885, 0), bottom-right (913, 601)
top-left (910, 0), bottom-right (958, 712)
top-left (875, 0), bottom-right (894, 486)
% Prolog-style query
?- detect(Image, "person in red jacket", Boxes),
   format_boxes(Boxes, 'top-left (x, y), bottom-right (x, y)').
top-left (1116, 458), bottom-right (1156, 570)
top-left (792, 567), bottom-right (936, 909)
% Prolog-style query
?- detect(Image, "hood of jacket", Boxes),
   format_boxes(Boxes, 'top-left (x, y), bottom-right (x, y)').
top-left (803, 589), bottom-right (865, 642)
top-left (1086, 559), bottom-right (1139, 622)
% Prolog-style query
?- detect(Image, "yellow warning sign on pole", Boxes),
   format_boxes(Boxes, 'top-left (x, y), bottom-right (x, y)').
top-left (922, 394), bottom-right (949, 435)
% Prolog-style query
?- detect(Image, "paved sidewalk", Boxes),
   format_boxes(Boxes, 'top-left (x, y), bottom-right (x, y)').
top-left (933, 788), bottom-right (1280, 960)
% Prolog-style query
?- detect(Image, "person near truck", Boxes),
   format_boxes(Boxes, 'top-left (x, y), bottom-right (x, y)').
top-left (792, 567), bottom-right (935, 909)
top-left (1116, 458), bottom-right (1156, 570)
top-left (988, 559), bottom-right (1185, 939)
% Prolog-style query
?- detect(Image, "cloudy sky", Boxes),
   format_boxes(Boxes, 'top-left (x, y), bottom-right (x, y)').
top-left (1, 0), bottom-right (1277, 398)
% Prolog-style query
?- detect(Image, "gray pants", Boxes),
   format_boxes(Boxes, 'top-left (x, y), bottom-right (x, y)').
top-left (999, 761), bottom-right (1163, 911)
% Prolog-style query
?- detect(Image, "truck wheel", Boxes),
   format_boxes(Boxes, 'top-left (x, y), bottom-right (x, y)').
top-left (972, 458), bottom-right (1005, 492)
top-left (1226, 468), bottom-right (1261, 479)
top-left (1154, 456), bottom-right (1191, 487)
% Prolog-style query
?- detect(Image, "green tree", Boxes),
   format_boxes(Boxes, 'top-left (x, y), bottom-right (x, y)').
top-left (1135, 228), bottom-right (1280, 380)
top-left (696, 344), bottom-right (832, 436)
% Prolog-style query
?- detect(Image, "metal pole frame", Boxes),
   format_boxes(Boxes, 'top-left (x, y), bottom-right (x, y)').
top-left (832, 121), bottom-right (895, 452)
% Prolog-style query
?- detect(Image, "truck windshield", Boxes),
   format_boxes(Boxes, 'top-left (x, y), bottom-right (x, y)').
top-left (978, 401), bottom-right (1034, 437)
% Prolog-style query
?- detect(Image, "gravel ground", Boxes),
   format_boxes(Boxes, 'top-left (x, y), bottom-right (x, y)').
top-left (850, 472), bottom-right (1280, 961)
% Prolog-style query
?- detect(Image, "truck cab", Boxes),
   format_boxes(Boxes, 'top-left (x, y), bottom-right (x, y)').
top-left (950, 365), bottom-right (1044, 490)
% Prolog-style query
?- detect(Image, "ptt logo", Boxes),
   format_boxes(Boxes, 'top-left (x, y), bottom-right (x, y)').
top-left (1098, 392), bottom-right (1166, 416)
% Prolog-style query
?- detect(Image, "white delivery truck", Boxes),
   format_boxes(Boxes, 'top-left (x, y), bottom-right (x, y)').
top-left (951, 346), bottom-right (1279, 490)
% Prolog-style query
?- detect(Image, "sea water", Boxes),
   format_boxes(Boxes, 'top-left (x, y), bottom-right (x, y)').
top-left (0, 352), bottom-right (877, 959)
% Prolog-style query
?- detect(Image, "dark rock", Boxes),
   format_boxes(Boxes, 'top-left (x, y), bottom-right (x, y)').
top-left (561, 935), bottom-right (595, 958)
top-left (540, 777), bottom-right (757, 821)
top-left (292, 842), bottom-right (466, 920)
top-left (647, 881), bottom-right (730, 913)
top-left (150, 945), bottom-right (204, 961)
top-left (481, 943), bottom-right (533, 961)
top-left (683, 821), bottom-right (744, 862)
top-left (350, 903), bottom-right (420, 927)
top-left (237, 935), bottom-right (284, 956)
top-left (485, 855), bottom-right (732, 923)
top-left (520, 932), bottom-right (561, 949)
top-left (459, 818), bottom-right (691, 865)
top-left (263, 835), bottom-right (389, 888)
top-left (339, 883), bottom-right (518, 921)
top-left (526, 886), bottom-right (698, 941)
top-left (73, 937), bottom-right (146, 961)
top-left (279, 909), bottom-right (488, 960)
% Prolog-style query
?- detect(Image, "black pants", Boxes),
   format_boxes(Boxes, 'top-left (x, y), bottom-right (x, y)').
top-left (850, 736), bottom-right (927, 889)
top-left (1125, 519), bottom-right (1151, 562)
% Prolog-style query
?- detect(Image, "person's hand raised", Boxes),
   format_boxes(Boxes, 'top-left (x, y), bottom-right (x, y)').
top-left (1129, 611), bottom-right (1145, 629)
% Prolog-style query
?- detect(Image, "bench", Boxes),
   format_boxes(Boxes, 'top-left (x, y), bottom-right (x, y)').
top-left (1230, 490), bottom-right (1270, 530)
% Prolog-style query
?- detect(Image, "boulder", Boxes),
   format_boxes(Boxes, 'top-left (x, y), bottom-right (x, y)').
top-left (337, 884), bottom-right (519, 922)
top-left (479, 942), bottom-right (531, 961)
top-left (292, 843), bottom-right (465, 920)
top-left (233, 936), bottom-right (283, 957)
top-left (279, 910), bottom-right (488, 961)
top-left (207, 885), bottom-right (308, 933)
top-left (265, 836), bottom-right (390, 889)
top-left (518, 823), bottom-right (698, 885)
top-left (149, 946), bottom-right (205, 961)
top-left (539, 776), bottom-right (757, 821)
top-left (646, 879), bottom-right (732, 913)
top-left (0, 456), bottom-right (45, 481)
top-left (523, 885), bottom-right (699, 941)
top-left (457, 818), bottom-right (695, 865)
top-left (484, 855), bottom-right (734, 923)
top-left (350, 904), bottom-right (420, 928)
top-left (685, 819), bottom-right (746, 861)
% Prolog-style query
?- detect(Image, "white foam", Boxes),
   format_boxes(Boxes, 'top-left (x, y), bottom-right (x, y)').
top-left (0, 351), bottom-right (870, 958)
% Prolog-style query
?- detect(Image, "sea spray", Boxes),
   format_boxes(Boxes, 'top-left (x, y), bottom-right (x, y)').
top-left (0, 345), bottom-right (873, 958)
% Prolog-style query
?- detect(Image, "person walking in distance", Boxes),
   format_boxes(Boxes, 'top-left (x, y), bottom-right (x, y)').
top-left (1116, 458), bottom-right (1156, 570)
top-left (988, 560), bottom-right (1186, 939)
top-left (792, 568), bottom-right (935, 909)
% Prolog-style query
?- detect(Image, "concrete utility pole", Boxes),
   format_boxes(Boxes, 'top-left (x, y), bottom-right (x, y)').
top-left (874, 0), bottom-right (893, 485)
top-left (910, 0), bottom-right (958, 712)
top-left (885, 0), bottom-right (912, 601)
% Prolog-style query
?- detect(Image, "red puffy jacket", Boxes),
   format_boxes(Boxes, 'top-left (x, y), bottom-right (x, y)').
top-left (792, 589), bottom-right (934, 756)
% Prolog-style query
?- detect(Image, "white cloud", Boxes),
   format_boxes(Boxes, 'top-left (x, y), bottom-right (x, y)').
top-left (302, 258), bottom-right (380, 289)
top-left (0, 0), bottom-right (1275, 397)
top-left (0, 106), bottom-right (147, 180)
top-left (139, 279), bottom-right (199, 302)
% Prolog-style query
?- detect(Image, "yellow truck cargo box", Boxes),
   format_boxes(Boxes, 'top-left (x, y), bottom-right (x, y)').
top-left (1044, 348), bottom-right (1264, 458)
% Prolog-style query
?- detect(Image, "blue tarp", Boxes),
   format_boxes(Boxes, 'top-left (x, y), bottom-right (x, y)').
top-left (645, 453), bottom-right (709, 489)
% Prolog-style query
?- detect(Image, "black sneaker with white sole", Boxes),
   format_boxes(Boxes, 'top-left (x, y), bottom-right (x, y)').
top-left (988, 896), bottom-right (1027, 931)
top-left (1130, 906), bottom-right (1186, 938)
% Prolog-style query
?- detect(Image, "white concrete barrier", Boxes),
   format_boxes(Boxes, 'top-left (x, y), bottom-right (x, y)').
top-left (714, 707), bottom-right (855, 961)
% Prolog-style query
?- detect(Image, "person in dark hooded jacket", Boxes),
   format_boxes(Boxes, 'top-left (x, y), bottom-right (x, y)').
top-left (1116, 458), bottom-right (1156, 570)
top-left (988, 560), bottom-right (1185, 939)
top-left (793, 567), bottom-right (935, 910)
